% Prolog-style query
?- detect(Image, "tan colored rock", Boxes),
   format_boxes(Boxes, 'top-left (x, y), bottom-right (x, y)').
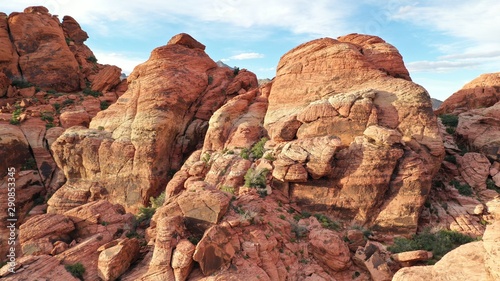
top-left (176, 189), bottom-right (231, 224)
top-left (456, 102), bottom-right (500, 160)
top-left (308, 228), bottom-right (351, 271)
top-left (98, 238), bottom-right (141, 281)
top-left (0, 255), bottom-right (80, 280)
top-left (392, 250), bottom-right (433, 266)
top-left (436, 72), bottom-right (500, 114)
top-left (8, 8), bottom-right (81, 92)
top-left (483, 221), bottom-right (500, 280)
top-left (193, 224), bottom-right (236, 276)
top-left (172, 239), bottom-right (196, 281)
top-left (19, 213), bottom-right (75, 255)
top-left (393, 222), bottom-right (500, 281)
top-left (142, 216), bottom-right (185, 280)
top-left (354, 241), bottom-right (392, 281)
top-left (264, 35), bottom-right (443, 233)
top-left (51, 33), bottom-right (258, 212)
top-left (59, 109), bottom-right (91, 128)
top-left (458, 153), bottom-right (491, 189)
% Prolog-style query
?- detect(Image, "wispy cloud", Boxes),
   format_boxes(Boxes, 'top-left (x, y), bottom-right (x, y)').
top-left (93, 51), bottom-right (147, 74)
top-left (407, 60), bottom-right (479, 73)
top-left (221, 52), bottom-right (265, 62)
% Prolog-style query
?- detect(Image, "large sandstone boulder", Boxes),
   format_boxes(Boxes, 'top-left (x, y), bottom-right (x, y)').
top-left (98, 238), bottom-right (141, 281)
top-left (8, 7), bottom-right (81, 92)
top-left (456, 102), bottom-right (500, 160)
top-left (19, 213), bottom-right (75, 256)
top-left (263, 34), bottom-right (444, 233)
top-left (436, 72), bottom-right (500, 114)
top-left (50, 33), bottom-right (258, 212)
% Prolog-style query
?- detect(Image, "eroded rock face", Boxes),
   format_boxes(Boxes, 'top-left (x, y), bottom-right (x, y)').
top-left (0, 13), bottom-right (21, 79)
top-left (264, 34), bottom-right (444, 233)
top-left (8, 7), bottom-right (81, 92)
top-left (50, 33), bottom-right (258, 212)
top-left (456, 102), bottom-right (500, 160)
top-left (436, 72), bottom-right (500, 114)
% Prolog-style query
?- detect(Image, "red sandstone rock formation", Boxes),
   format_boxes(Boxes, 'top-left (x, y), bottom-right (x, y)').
top-left (264, 35), bottom-right (444, 233)
top-left (436, 72), bottom-right (500, 114)
top-left (49, 33), bottom-right (259, 212)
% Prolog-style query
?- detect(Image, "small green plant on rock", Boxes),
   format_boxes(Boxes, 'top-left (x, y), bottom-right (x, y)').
top-left (221, 185), bottom-right (235, 194)
top-left (314, 213), bottom-right (340, 230)
top-left (450, 179), bottom-right (473, 196)
top-left (86, 55), bottom-right (97, 63)
top-left (100, 100), bottom-right (110, 110)
top-left (250, 137), bottom-right (268, 159)
top-left (65, 262), bottom-right (85, 280)
top-left (244, 168), bottom-right (268, 189)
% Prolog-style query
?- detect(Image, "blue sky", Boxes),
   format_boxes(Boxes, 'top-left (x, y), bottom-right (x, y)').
top-left (3, 1), bottom-right (500, 101)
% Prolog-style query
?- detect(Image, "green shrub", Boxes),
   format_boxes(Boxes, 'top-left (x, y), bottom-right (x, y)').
top-left (12, 79), bottom-right (33, 88)
top-left (100, 100), bottom-right (110, 110)
top-left (53, 103), bottom-right (61, 113)
top-left (83, 87), bottom-right (102, 97)
top-left (450, 180), bottom-right (473, 196)
top-left (221, 185), bottom-right (235, 194)
top-left (21, 157), bottom-right (37, 171)
top-left (10, 108), bottom-right (22, 125)
top-left (208, 75), bottom-right (213, 85)
top-left (62, 99), bottom-right (74, 107)
top-left (150, 191), bottom-right (165, 209)
top-left (47, 89), bottom-right (57, 95)
top-left (486, 179), bottom-right (500, 193)
top-left (446, 127), bottom-right (456, 134)
top-left (201, 152), bottom-right (211, 164)
top-left (65, 262), bottom-right (85, 280)
top-left (388, 229), bottom-right (474, 262)
top-left (313, 213), bottom-right (340, 230)
top-left (244, 168), bottom-right (268, 189)
top-left (251, 137), bottom-right (268, 159)
top-left (444, 154), bottom-right (457, 164)
top-left (46, 123), bottom-right (55, 129)
top-left (233, 67), bottom-right (240, 76)
top-left (439, 114), bottom-right (459, 127)
top-left (41, 112), bottom-right (54, 122)
top-left (240, 148), bottom-right (250, 160)
top-left (86, 55), bottom-right (97, 63)
top-left (97, 126), bottom-right (104, 131)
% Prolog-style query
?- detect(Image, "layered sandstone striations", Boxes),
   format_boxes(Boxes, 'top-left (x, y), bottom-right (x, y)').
top-left (264, 34), bottom-right (444, 233)
top-left (49, 33), bottom-right (258, 212)
top-left (436, 72), bottom-right (500, 115)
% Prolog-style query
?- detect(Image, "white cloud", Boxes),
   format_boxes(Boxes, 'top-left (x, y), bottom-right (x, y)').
top-left (221, 52), bottom-right (264, 62)
top-left (93, 51), bottom-right (147, 75)
top-left (407, 60), bottom-right (480, 73)
top-left (2, 0), bottom-right (356, 38)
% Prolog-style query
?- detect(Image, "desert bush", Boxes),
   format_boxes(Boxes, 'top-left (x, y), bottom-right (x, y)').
top-left (450, 179), bottom-right (473, 196)
top-left (313, 213), bottom-right (340, 230)
top-left (244, 168), bottom-right (268, 189)
top-left (439, 114), bottom-right (459, 127)
top-left (100, 100), bottom-right (110, 110)
top-left (65, 262), bottom-right (85, 280)
top-left (251, 137), bottom-right (268, 159)
top-left (86, 55), bottom-right (97, 63)
top-left (388, 229), bottom-right (474, 263)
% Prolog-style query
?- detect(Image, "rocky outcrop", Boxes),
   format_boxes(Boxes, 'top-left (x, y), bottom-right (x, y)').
top-left (8, 7), bottom-right (81, 92)
top-left (456, 102), bottom-right (500, 160)
top-left (98, 238), bottom-right (141, 281)
top-left (50, 33), bottom-right (258, 212)
top-left (436, 72), bottom-right (500, 114)
top-left (393, 221), bottom-right (500, 281)
top-left (0, 13), bottom-right (21, 79)
top-left (264, 34), bottom-right (444, 233)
